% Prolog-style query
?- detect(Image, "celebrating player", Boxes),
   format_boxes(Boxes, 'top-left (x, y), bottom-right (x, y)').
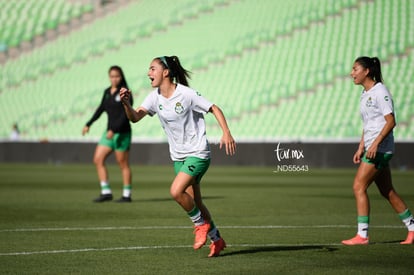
top-left (342, 56), bottom-right (414, 245)
top-left (82, 65), bottom-right (133, 203)
top-left (120, 56), bottom-right (236, 257)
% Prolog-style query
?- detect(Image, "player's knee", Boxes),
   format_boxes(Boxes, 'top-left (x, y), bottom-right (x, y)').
top-left (352, 180), bottom-right (366, 195)
top-left (93, 156), bottom-right (104, 166)
top-left (169, 187), bottom-right (178, 200)
top-left (117, 158), bottom-right (128, 169)
top-left (169, 186), bottom-right (183, 201)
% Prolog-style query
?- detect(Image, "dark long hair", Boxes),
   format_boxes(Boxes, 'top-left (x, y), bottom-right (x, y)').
top-left (355, 56), bottom-right (383, 83)
top-left (108, 65), bottom-right (129, 89)
top-left (156, 56), bottom-right (191, 86)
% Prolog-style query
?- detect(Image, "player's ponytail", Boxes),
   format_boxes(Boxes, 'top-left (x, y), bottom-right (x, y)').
top-left (157, 56), bottom-right (191, 86)
top-left (370, 57), bottom-right (383, 83)
top-left (355, 56), bottom-right (383, 83)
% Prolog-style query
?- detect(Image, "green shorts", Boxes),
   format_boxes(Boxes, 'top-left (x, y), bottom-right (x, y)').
top-left (362, 151), bottom-right (393, 170)
top-left (98, 132), bottom-right (131, 151)
top-left (174, 157), bottom-right (210, 184)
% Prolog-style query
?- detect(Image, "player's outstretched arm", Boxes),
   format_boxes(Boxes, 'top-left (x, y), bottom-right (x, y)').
top-left (120, 88), bottom-right (147, 123)
top-left (210, 104), bottom-right (236, 156)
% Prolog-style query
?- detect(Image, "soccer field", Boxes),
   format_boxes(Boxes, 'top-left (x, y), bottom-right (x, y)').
top-left (0, 164), bottom-right (413, 274)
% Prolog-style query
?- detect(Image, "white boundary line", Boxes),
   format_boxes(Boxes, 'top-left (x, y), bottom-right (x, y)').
top-left (0, 225), bottom-right (405, 257)
top-left (0, 243), bottom-right (342, 256)
top-left (0, 224), bottom-right (405, 233)
top-left (0, 245), bottom-right (191, 256)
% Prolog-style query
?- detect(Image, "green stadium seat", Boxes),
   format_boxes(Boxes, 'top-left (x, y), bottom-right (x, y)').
top-left (0, 0), bottom-right (94, 51)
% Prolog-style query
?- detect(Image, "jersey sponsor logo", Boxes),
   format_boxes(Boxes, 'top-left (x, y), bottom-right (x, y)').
top-left (365, 97), bottom-right (373, 107)
top-left (384, 95), bottom-right (389, 101)
top-left (115, 94), bottom-right (121, 102)
top-left (175, 102), bottom-right (184, 114)
top-left (159, 104), bottom-right (163, 110)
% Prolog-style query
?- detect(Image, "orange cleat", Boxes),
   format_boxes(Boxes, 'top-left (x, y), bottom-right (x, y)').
top-left (193, 223), bottom-right (210, 250)
top-left (208, 238), bottom-right (226, 257)
top-left (400, 231), bottom-right (414, 244)
top-left (342, 235), bottom-right (369, 245)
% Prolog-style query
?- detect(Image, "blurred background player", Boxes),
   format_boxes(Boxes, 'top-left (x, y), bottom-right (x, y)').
top-left (9, 123), bottom-right (20, 141)
top-left (342, 57), bottom-right (414, 245)
top-left (120, 55), bottom-right (236, 257)
top-left (82, 65), bottom-right (133, 203)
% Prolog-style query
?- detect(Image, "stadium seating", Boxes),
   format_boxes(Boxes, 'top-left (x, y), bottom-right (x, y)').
top-left (0, 0), bottom-right (93, 52)
top-left (0, 0), bottom-right (413, 141)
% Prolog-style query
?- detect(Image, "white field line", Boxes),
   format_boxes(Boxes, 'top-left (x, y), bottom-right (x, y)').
top-left (0, 224), bottom-right (405, 233)
top-left (0, 243), bottom-right (343, 256)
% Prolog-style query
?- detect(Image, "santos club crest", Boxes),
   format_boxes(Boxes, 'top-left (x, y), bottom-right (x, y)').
top-left (175, 102), bottom-right (184, 114)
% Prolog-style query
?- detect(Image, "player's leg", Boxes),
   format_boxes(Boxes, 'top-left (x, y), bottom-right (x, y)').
top-left (375, 166), bottom-right (407, 213)
top-left (93, 144), bottom-right (113, 202)
top-left (375, 166), bottom-right (414, 244)
top-left (170, 171), bottom-right (210, 249)
top-left (342, 161), bottom-right (378, 245)
top-left (170, 172), bottom-right (196, 211)
top-left (187, 183), bottom-right (226, 257)
top-left (172, 157), bottom-right (214, 250)
top-left (115, 150), bottom-right (132, 202)
top-left (186, 184), bottom-right (211, 221)
top-left (114, 133), bottom-right (132, 202)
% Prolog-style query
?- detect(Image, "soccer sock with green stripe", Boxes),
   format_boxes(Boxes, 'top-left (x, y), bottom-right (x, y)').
top-left (208, 220), bottom-right (221, 242)
top-left (357, 216), bottom-right (369, 238)
top-left (122, 184), bottom-right (132, 198)
top-left (399, 209), bottom-right (414, 231)
top-left (100, 181), bottom-right (111, 195)
top-left (187, 206), bottom-right (205, 226)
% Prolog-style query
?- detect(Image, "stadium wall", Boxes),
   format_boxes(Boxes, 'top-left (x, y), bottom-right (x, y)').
top-left (0, 142), bottom-right (413, 169)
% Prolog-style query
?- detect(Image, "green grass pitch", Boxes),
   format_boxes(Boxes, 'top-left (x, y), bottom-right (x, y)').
top-left (0, 164), bottom-right (413, 274)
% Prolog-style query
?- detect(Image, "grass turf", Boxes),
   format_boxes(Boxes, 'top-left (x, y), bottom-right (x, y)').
top-left (0, 164), bottom-right (413, 274)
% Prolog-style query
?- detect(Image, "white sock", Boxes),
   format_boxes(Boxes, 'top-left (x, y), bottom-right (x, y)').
top-left (357, 223), bottom-right (369, 238)
top-left (399, 209), bottom-right (414, 231)
top-left (402, 216), bottom-right (414, 231)
top-left (188, 207), bottom-right (204, 226)
top-left (208, 221), bottom-right (221, 242)
top-left (100, 181), bottom-right (111, 195)
top-left (122, 185), bottom-right (131, 198)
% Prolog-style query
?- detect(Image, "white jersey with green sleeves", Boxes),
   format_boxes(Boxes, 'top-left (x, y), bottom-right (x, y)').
top-left (360, 82), bottom-right (394, 154)
top-left (141, 84), bottom-right (213, 161)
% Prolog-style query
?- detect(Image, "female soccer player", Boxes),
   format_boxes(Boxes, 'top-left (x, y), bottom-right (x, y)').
top-left (342, 56), bottom-right (414, 245)
top-left (120, 56), bottom-right (236, 257)
top-left (82, 65), bottom-right (133, 203)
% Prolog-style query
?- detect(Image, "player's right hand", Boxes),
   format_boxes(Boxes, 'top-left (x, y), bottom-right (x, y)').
top-left (353, 148), bottom-right (364, 164)
top-left (106, 130), bottom-right (114, 139)
top-left (120, 87), bottom-right (131, 104)
top-left (220, 132), bottom-right (236, 156)
top-left (82, 126), bottom-right (89, 136)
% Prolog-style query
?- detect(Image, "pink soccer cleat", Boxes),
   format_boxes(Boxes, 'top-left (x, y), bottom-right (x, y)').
top-left (193, 223), bottom-right (210, 250)
top-left (342, 235), bottom-right (369, 245)
top-left (400, 231), bottom-right (414, 244)
top-left (208, 238), bottom-right (226, 257)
